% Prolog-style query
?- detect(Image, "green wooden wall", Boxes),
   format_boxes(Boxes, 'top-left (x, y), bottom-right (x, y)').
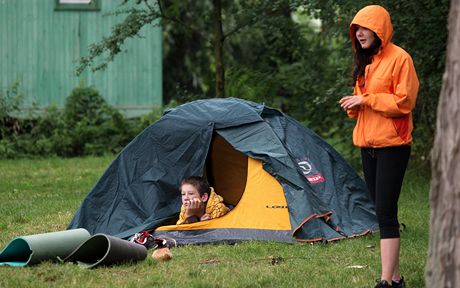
top-left (0, 0), bottom-right (162, 117)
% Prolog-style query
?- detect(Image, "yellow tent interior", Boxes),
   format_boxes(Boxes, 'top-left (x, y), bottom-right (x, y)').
top-left (155, 134), bottom-right (293, 238)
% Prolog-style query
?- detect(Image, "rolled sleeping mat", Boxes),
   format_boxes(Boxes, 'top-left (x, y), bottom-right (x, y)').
top-left (63, 234), bottom-right (147, 268)
top-left (0, 228), bottom-right (91, 267)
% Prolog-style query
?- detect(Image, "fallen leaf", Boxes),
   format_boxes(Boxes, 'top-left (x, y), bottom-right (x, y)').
top-left (346, 265), bottom-right (366, 269)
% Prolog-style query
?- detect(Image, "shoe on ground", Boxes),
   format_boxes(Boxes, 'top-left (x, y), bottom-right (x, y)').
top-left (374, 279), bottom-right (392, 288)
top-left (130, 231), bottom-right (157, 249)
top-left (154, 236), bottom-right (177, 249)
top-left (392, 276), bottom-right (405, 288)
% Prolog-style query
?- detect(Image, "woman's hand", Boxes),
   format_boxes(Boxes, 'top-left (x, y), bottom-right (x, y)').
top-left (339, 95), bottom-right (363, 110)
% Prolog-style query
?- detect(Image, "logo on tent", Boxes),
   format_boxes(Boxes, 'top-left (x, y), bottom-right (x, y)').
top-left (266, 205), bottom-right (288, 209)
top-left (297, 159), bottom-right (325, 184)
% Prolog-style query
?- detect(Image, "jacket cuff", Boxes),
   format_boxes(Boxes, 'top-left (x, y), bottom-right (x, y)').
top-left (361, 93), bottom-right (370, 105)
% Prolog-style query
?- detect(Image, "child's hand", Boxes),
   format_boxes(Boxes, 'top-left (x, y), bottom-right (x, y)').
top-left (185, 199), bottom-right (204, 217)
top-left (200, 214), bottom-right (211, 221)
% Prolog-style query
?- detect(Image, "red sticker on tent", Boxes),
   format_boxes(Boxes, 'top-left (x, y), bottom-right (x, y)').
top-left (306, 173), bottom-right (325, 184)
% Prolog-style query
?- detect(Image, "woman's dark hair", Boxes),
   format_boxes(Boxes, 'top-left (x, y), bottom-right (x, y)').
top-left (181, 176), bottom-right (211, 196)
top-left (352, 30), bottom-right (382, 85)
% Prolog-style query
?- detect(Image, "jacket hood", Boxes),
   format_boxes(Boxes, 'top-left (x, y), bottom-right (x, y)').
top-left (350, 5), bottom-right (393, 49)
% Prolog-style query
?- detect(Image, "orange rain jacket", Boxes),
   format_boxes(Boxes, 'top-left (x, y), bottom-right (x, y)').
top-left (348, 5), bottom-right (419, 148)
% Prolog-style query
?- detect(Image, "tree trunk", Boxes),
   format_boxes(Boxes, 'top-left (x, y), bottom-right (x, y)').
top-left (212, 0), bottom-right (225, 98)
top-left (426, 0), bottom-right (460, 287)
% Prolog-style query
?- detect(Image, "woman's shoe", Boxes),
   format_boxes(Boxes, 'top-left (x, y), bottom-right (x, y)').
top-left (374, 279), bottom-right (392, 288)
top-left (392, 276), bottom-right (405, 288)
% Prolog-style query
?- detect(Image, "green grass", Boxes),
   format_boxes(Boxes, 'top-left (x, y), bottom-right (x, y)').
top-left (0, 157), bottom-right (430, 288)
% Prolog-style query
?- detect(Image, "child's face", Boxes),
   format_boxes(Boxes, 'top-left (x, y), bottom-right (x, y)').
top-left (181, 183), bottom-right (207, 205)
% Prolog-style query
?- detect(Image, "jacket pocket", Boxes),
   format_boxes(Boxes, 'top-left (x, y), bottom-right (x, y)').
top-left (392, 115), bottom-right (409, 142)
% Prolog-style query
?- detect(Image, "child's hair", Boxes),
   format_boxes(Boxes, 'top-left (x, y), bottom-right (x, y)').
top-left (180, 176), bottom-right (211, 196)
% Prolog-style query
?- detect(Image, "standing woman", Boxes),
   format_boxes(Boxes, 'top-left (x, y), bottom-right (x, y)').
top-left (339, 5), bottom-right (419, 288)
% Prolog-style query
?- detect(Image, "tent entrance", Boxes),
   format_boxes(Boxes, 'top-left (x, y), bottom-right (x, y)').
top-left (205, 134), bottom-right (247, 206)
top-left (156, 149), bottom-right (293, 242)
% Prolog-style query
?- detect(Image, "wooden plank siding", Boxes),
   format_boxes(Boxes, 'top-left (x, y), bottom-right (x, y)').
top-left (0, 0), bottom-right (162, 117)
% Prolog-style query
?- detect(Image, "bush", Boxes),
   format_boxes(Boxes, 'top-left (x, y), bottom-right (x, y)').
top-left (0, 85), bottom-right (162, 159)
top-left (0, 81), bottom-right (24, 139)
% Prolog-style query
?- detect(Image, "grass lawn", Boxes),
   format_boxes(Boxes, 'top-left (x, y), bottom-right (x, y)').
top-left (0, 156), bottom-right (430, 288)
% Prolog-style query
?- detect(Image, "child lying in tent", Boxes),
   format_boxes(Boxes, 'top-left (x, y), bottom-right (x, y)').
top-left (177, 176), bottom-right (230, 224)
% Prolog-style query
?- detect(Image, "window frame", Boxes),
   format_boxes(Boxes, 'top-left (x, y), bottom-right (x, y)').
top-left (54, 0), bottom-right (101, 11)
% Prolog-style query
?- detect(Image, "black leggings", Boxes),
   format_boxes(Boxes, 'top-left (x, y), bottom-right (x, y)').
top-left (361, 146), bottom-right (411, 239)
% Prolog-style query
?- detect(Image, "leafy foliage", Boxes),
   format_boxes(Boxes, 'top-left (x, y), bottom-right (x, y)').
top-left (162, 0), bottom-right (449, 162)
top-left (0, 81), bottom-right (24, 139)
top-left (0, 85), bottom-right (161, 159)
top-left (6, 0), bottom-right (448, 162)
top-left (77, 1), bottom-right (161, 74)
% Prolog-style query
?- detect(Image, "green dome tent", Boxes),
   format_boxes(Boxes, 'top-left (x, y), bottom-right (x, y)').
top-left (68, 98), bottom-right (378, 244)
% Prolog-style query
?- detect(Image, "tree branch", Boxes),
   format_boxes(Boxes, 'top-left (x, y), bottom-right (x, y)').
top-left (76, 0), bottom-right (207, 75)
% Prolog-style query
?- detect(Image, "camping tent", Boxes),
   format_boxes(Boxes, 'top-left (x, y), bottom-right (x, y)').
top-left (68, 98), bottom-right (378, 244)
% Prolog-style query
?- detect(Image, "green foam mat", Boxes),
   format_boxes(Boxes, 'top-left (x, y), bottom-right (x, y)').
top-left (63, 234), bottom-right (147, 268)
top-left (0, 229), bottom-right (91, 267)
